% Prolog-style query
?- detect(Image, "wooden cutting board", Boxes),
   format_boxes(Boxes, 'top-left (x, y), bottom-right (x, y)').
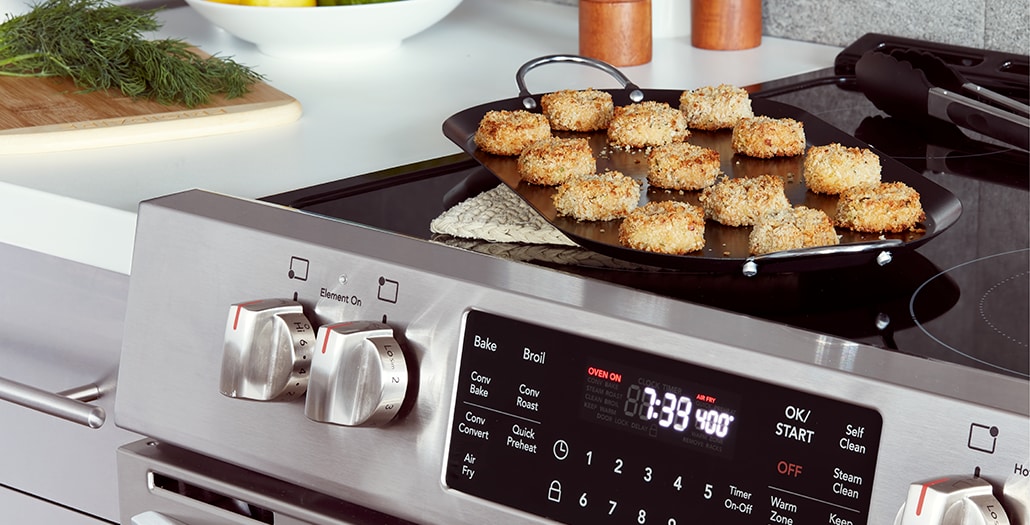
top-left (0, 71), bottom-right (302, 155)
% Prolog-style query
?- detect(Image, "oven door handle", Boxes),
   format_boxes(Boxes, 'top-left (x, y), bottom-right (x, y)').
top-left (131, 511), bottom-right (189, 525)
top-left (0, 376), bottom-right (106, 429)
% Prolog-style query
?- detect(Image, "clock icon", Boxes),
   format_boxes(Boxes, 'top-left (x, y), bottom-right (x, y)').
top-left (552, 439), bottom-right (570, 460)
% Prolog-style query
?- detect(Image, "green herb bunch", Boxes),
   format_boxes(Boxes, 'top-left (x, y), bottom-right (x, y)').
top-left (0, 0), bottom-right (263, 107)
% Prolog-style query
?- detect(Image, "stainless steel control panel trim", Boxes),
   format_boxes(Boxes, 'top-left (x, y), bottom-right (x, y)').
top-left (115, 190), bottom-right (1029, 525)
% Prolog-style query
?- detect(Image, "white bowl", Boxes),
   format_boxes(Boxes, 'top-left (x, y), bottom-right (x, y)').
top-left (184, 0), bottom-right (463, 59)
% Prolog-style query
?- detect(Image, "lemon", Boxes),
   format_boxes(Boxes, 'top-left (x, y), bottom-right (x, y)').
top-left (240, 0), bottom-right (316, 6)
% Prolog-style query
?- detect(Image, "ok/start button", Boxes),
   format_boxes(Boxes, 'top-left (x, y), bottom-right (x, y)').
top-left (775, 405), bottom-right (816, 444)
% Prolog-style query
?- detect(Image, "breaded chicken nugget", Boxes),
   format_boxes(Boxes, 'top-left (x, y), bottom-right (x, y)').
top-left (608, 101), bottom-right (690, 149)
top-left (835, 182), bottom-right (925, 233)
top-left (552, 170), bottom-right (641, 221)
top-left (517, 137), bottom-right (596, 186)
top-left (731, 116), bottom-right (805, 158)
top-left (474, 110), bottom-right (551, 156)
top-left (679, 84), bottom-right (754, 130)
top-left (749, 206), bottom-right (839, 255)
top-left (803, 143), bottom-right (881, 195)
top-left (541, 88), bottom-right (614, 131)
top-left (699, 174), bottom-right (791, 227)
top-left (647, 142), bottom-right (721, 191)
top-left (619, 200), bottom-right (706, 254)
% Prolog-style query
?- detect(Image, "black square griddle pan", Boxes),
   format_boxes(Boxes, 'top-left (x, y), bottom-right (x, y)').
top-left (442, 55), bottom-right (962, 275)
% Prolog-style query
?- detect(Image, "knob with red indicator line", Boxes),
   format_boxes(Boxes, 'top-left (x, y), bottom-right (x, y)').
top-left (305, 321), bottom-right (408, 427)
top-left (220, 299), bottom-right (315, 401)
top-left (895, 475), bottom-right (1011, 525)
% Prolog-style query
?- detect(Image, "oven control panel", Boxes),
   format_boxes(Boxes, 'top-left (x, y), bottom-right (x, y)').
top-left (445, 310), bottom-right (883, 524)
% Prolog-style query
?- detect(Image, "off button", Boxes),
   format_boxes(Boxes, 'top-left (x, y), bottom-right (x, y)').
top-left (777, 460), bottom-right (804, 478)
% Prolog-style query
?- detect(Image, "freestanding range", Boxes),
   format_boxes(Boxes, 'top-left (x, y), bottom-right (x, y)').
top-left (114, 37), bottom-right (1029, 525)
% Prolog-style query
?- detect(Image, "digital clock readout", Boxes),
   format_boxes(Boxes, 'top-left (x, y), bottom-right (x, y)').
top-left (581, 361), bottom-right (741, 457)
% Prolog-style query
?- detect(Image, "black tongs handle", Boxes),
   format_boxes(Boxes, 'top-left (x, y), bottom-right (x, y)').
top-left (856, 50), bottom-right (1030, 151)
top-left (929, 87), bottom-right (1030, 151)
top-left (515, 55), bottom-right (645, 110)
top-left (890, 48), bottom-right (1030, 117)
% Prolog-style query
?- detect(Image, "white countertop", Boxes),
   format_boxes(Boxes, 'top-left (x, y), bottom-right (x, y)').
top-left (0, 0), bottom-right (841, 275)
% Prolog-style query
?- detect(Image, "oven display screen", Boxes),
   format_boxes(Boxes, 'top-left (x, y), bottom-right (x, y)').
top-left (581, 361), bottom-right (740, 458)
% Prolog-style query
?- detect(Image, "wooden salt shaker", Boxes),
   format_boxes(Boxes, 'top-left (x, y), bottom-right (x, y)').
top-left (691, 0), bottom-right (762, 50)
top-left (579, 0), bottom-right (652, 66)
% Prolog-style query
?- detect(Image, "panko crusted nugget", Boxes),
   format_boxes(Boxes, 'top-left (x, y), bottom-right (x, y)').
top-left (835, 182), bottom-right (926, 233)
top-left (540, 88), bottom-right (614, 131)
top-left (619, 201), bottom-right (706, 254)
top-left (803, 143), bottom-right (881, 195)
top-left (552, 170), bottom-right (641, 221)
top-left (699, 174), bottom-right (791, 227)
top-left (731, 116), bottom-right (806, 158)
top-left (647, 142), bottom-right (721, 191)
top-left (679, 84), bottom-right (754, 130)
top-left (608, 101), bottom-right (690, 149)
top-left (749, 206), bottom-right (839, 255)
top-left (474, 110), bottom-right (551, 156)
top-left (517, 137), bottom-right (596, 186)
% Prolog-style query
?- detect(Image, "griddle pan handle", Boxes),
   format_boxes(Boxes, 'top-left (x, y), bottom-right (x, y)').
top-left (515, 54), bottom-right (645, 109)
top-left (742, 239), bottom-right (904, 277)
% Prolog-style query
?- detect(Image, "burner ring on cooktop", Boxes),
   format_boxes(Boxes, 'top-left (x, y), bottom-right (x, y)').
top-left (911, 248), bottom-right (1030, 378)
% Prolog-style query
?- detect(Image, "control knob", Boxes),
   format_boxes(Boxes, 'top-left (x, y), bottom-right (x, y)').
top-left (895, 475), bottom-right (1011, 525)
top-left (220, 299), bottom-right (315, 401)
top-left (305, 321), bottom-right (408, 427)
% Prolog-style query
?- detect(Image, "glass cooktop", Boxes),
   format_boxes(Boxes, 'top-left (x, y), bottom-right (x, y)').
top-left (265, 50), bottom-right (1029, 381)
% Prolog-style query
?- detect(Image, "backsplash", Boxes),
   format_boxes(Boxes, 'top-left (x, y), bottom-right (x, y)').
top-left (546, 0), bottom-right (1029, 54)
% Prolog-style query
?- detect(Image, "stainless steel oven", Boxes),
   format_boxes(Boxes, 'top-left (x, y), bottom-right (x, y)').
top-left (114, 36), bottom-right (1029, 525)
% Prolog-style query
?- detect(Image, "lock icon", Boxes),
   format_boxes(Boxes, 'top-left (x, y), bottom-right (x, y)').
top-left (548, 480), bottom-right (563, 503)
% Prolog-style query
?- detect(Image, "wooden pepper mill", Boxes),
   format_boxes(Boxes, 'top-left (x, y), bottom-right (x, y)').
top-left (579, 0), bottom-right (652, 66)
top-left (691, 0), bottom-right (762, 50)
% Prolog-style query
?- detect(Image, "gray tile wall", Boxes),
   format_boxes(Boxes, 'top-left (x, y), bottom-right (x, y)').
top-left (549, 0), bottom-right (1029, 54)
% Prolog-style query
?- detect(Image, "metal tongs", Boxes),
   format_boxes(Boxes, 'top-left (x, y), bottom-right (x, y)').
top-left (855, 48), bottom-right (1030, 151)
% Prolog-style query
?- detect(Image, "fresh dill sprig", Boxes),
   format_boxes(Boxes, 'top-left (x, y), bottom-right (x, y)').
top-left (0, 0), bottom-right (264, 107)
